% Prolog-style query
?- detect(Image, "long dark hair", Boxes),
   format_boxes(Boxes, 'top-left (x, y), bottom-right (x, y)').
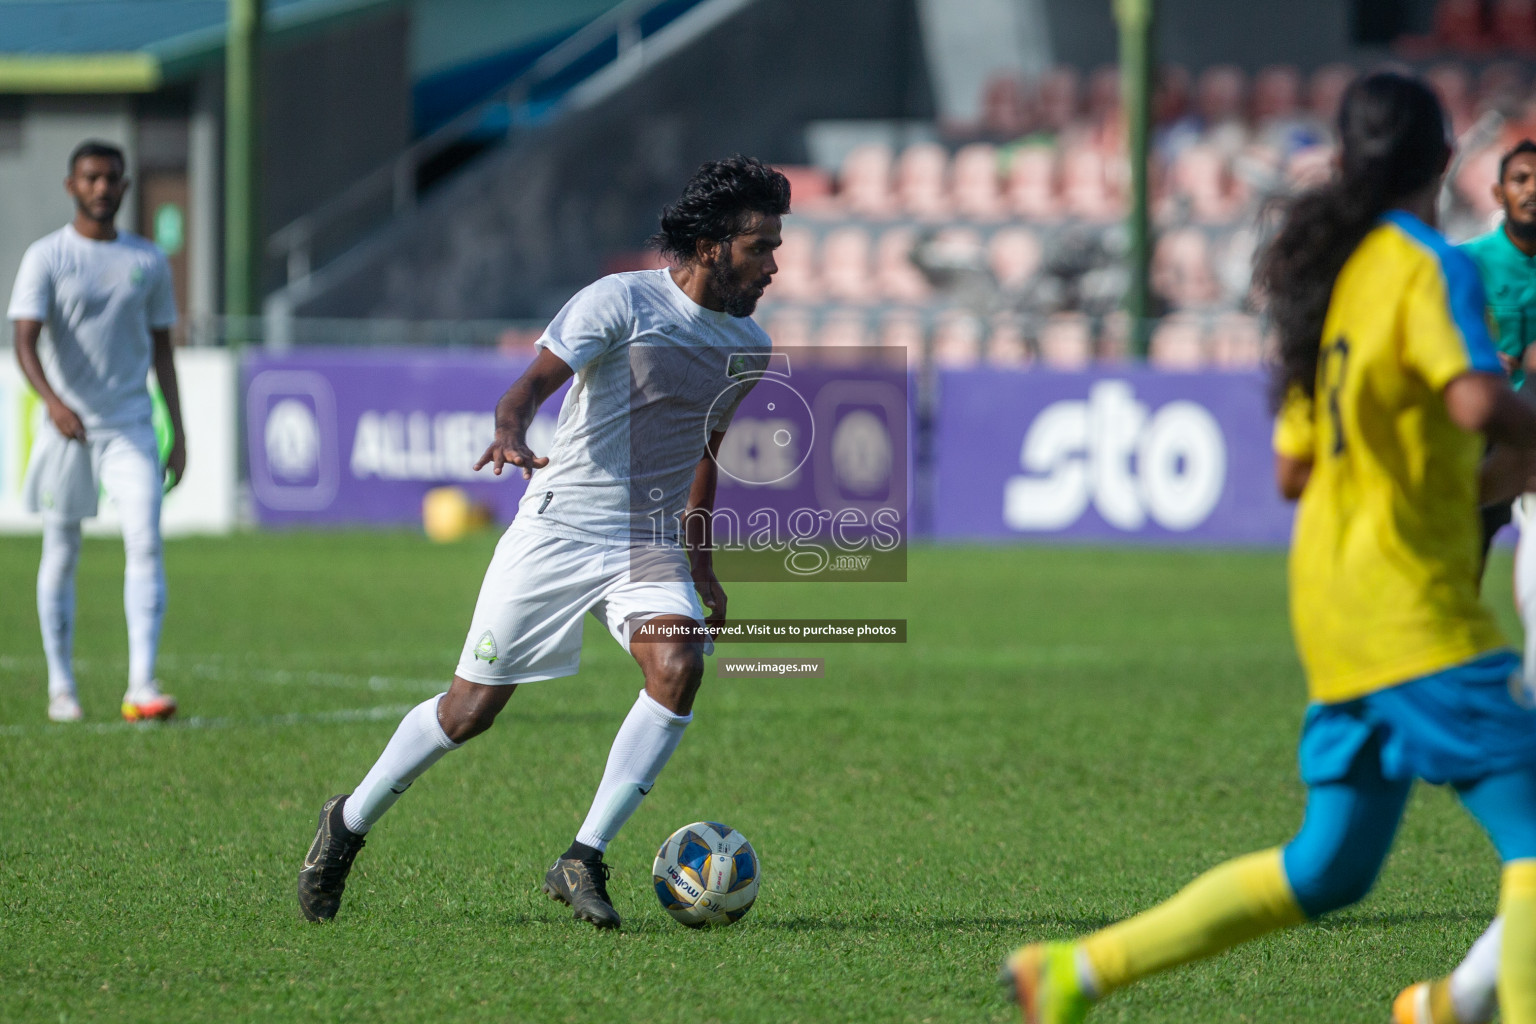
top-left (1258, 71), bottom-right (1451, 410)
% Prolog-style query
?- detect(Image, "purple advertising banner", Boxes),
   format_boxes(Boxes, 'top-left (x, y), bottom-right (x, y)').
top-left (932, 368), bottom-right (1294, 544)
top-left (245, 350), bottom-right (912, 559)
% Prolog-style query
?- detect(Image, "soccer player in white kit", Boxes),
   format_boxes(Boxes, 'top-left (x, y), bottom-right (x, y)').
top-left (8, 140), bottom-right (186, 724)
top-left (298, 156), bottom-right (787, 929)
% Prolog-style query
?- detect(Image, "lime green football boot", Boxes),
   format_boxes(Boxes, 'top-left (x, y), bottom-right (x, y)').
top-left (1001, 942), bottom-right (1092, 1024)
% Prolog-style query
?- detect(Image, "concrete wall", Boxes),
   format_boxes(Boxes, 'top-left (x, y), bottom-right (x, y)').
top-left (0, 97), bottom-right (135, 319)
top-left (295, 0), bottom-right (933, 321)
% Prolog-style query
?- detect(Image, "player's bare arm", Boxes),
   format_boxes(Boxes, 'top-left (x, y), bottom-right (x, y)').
top-left (473, 348), bottom-right (574, 478)
top-left (152, 328), bottom-right (186, 488)
top-left (1275, 454), bottom-right (1311, 501)
top-left (13, 318), bottom-right (84, 441)
top-left (685, 429), bottom-right (729, 631)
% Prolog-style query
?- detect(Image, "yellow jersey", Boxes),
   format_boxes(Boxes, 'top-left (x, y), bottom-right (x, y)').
top-left (1272, 211), bottom-right (1508, 703)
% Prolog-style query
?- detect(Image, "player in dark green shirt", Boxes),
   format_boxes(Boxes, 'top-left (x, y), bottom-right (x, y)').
top-left (1462, 140), bottom-right (1536, 567)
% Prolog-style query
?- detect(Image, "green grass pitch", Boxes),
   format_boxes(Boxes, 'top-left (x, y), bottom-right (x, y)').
top-left (0, 533), bottom-right (1520, 1022)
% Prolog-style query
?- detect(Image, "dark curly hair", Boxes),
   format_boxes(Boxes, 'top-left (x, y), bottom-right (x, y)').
top-left (651, 156), bottom-right (791, 263)
top-left (1257, 71), bottom-right (1450, 411)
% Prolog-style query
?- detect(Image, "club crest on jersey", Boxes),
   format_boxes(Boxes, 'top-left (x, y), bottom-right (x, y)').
top-left (130, 267), bottom-right (145, 286)
top-left (474, 631), bottom-right (498, 663)
top-left (727, 354), bottom-right (753, 379)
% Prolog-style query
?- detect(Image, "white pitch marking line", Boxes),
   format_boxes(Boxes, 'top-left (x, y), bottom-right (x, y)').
top-left (0, 702), bottom-right (419, 738)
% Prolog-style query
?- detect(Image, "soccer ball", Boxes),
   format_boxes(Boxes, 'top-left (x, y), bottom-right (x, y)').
top-left (652, 821), bottom-right (760, 927)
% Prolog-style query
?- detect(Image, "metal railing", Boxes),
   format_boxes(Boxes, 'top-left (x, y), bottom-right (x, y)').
top-left (266, 0), bottom-right (704, 289)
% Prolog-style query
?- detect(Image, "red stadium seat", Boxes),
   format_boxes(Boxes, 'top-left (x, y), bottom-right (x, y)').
top-left (817, 307), bottom-right (872, 349)
top-left (896, 142), bottom-right (952, 221)
top-left (1253, 65), bottom-right (1302, 123)
top-left (1210, 312), bottom-right (1265, 368)
top-left (1060, 142), bottom-right (1124, 222)
top-left (773, 165), bottom-right (834, 215)
top-left (1436, 0), bottom-right (1491, 51)
top-left (981, 73), bottom-right (1033, 139)
top-left (839, 143), bottom-right (898, 218)
top-left (1428, 62), bottom-right (1476, 135)
top-left (1492, 0), bottom-right (1536, 52)
top-left (770, 225), bottom-right (821, 302)
top-left (763, 307), bottom-right (814, 349)
top-left (952, 143), bottom-right (1006, 221)
top-left (1036, 67), bottom-right (1083, 135)
top-left (1149, 314), bottom-right (1208, 369)
top-left (1308, 64), bottom-right (1356, 124)
top-left (1038, 313), bottom-right (1094, 369)
top-left (1169, 144), bottom-right (1243, 225)
top-left (876, 309), bottom-right (926, 366)
top-left (821, 226), bottom-right (877, 304)
top-left (1006, 145), bottom-right (1061, 220)
top-left (986, 314), bottom-right (1032, 367)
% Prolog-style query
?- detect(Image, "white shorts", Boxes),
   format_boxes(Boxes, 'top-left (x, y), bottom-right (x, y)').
top-left (1517, 494), bottom-right (1536, 533)
top-left (22, 421), bottom-right (160, 524)
top-left (453, 518), bottom-right (711, 686)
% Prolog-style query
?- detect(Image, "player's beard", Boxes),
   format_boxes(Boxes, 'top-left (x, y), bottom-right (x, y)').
top-left (709, 246), bottom-right (762, 318)
top-left (1509, 208), bottom-right (1536, 245)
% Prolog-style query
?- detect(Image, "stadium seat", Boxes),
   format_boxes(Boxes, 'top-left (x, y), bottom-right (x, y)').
top-left (1156, 64), bottom-right (1193, 126)
top-left (1006, 145), bottom-right (1061, 220)
top-left (986, 313), bottom-right (1032, 367)
top-left (1428, 62), bottom-right (1476, 134)
top-left (1149, 314), bottom-right (1208, 369)
top-left (896, 142), bottom-right (953, 220)
top-left (1478, 61), bottom-right (1529, 109)
top-left (981, 73), bottom-right (1032, 139)
top-left (1087, 65), bottom-right (1122, 126)
top-left (952, 143), bottom-right (1006, 221)
top-left (1038, 312), bottom-right (1094, 369)
top-left (1098, 310), bottom-right (1132, 362)
top-left (876, 308), bottom-right (926, 364)
top-left (1308, 64), bottom-right (1356, 124)
top-left (1210, 312), bottom-right (1265, 368)
top-left (1492, 0), bottom-right (1536, 52)
top-left (821, 226), bottom-right (878, 304)
top-left (770, 225), bottom-right (821, 302)
top-left (1061, 142), bottom-right (1123, 222)
top-left (1436, 0), bottom-right (1491, 51)
top-left (1152, 227), bottom-right (1221, 309)
top-left (874, 227), bottom-right (933, 303)
top-left (931, 309), bottom-right (985, 368)
top-left (1253, 65), bottom-right (1302, 123)
top-left (763, 307), bottom-right (815, 349)
top-left (839, 143), bottom-right (898, 218)
top-left (1170, 144), bottom-right (1243, 224)
top-left (817, 307), bottom-right (872, 349)
top-left (987, 226), bottom-right (1043, 291)
top-left (1196, 65), bottom-right (1249, 153)
top-left (774, 165), bottom-right (834, 214)
top-left (1036, 67), bottom-right (1083, 135)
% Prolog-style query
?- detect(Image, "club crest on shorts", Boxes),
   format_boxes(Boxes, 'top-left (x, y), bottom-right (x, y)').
top-left (474, 630), bottom-right (498, 663)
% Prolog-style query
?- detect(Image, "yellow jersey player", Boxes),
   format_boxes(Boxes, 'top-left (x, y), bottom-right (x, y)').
top-left (1001, 71), bottom-right (1536, 1024)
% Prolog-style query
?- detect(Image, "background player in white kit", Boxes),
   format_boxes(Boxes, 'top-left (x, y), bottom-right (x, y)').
top-left (8, 140), bottom-right (186, 724)
top-left (297, 156), bottom-right (788, 929)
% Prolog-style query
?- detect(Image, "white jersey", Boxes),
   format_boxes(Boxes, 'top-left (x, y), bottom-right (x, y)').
top-left (520, 269), bottom-right (771, 543)
top-left (8, 224), bottom-right (176, 430)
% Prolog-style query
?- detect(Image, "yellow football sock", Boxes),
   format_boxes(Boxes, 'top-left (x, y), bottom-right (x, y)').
top-left (1082, 848), bottom-right (1306, 994)
top-left (1500, 860), bottom-right (1536, 1024)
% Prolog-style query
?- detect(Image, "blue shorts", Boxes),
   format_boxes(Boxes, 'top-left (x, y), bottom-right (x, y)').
top-left (1298, 650), bottom-right (1536, 787)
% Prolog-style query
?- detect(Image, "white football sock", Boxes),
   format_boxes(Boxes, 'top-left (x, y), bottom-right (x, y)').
top-left (343, 694), bottom-right (462, 834)
top-left (1449, 916), bottom-right (1503, 1024)
top-left (37, 520), bottom-right (82, 699)
top-left (575, 690), bottom-right (691, 852)
top-left (99, 429), bottom-right (166, 700)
